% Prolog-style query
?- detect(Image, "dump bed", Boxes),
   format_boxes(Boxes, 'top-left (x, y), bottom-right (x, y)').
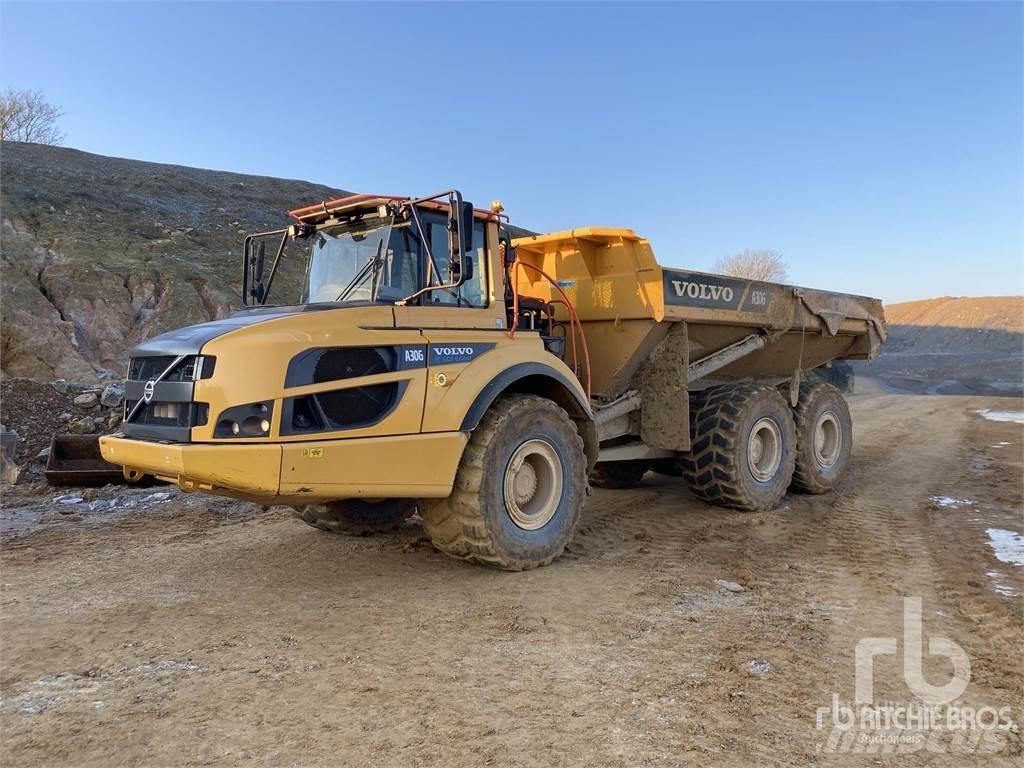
top-left (512, 228), bottom-right (886, 397)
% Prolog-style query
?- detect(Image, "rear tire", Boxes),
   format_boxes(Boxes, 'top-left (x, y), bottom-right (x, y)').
top-left (590, 460), bottom-right (647, 489)
top-left (294, 498), bottom-right (416, 536)
top-left (790, 381), bottom-right (852, 494)
top-left (680, 384), bottom-right (796, 511)
top-left (421, 394), bottom-right (587, 571)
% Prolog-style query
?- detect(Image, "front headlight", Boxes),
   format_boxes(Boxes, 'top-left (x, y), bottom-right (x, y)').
top-left (215, 402), bottom-right (274, 438)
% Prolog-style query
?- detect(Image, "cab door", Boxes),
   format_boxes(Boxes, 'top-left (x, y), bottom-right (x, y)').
top-left (392, 215), bottom-right (510, 432)
top-left (392, 215), bottom-right (504, 330)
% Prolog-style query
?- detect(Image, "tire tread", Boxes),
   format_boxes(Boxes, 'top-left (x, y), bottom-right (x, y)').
top-left (680, 384), bottom-right (793, 511)
top-left (421, 394), bottom-right (586, 571)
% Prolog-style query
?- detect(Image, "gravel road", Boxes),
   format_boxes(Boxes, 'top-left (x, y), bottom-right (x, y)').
top-left (1, 389), bottom-right (1021, 766)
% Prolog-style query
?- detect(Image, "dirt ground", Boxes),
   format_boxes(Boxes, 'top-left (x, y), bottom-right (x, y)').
top-left (1, 388), bottom-right (1022, 767)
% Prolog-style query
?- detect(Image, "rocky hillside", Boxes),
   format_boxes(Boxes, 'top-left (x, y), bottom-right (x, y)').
top-left (863, 296), bottom-right (1024, 395)
top-left (1, 141), bottom-right (349, 380)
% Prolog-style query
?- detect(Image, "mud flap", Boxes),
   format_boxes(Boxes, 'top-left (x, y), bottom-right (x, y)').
top-left (640, 322), bottom-right (691, 452)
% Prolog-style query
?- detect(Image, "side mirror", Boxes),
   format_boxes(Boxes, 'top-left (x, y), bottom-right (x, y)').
top-left (447, 197), bottom-right (475, 284)
top-left (241, 229), bottom-right (288, 306)
top-left (459, 200), bottom-right (474, 255)
top-left (245, 239), bottom-right (267, 304)
top-left (254, 241), bottom-right (266, 283)
top-left (499, 232), bottom-right (517, 268)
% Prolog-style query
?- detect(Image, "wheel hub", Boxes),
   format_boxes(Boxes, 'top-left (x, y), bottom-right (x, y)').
top-left (512, 461), bottom-right (538, 506)
top-left (813, 411), bottom-right (842, 468)
top-left (747, 417), bottom-right (782, 482)
top-left (503, 439), bottom-right (562, 531)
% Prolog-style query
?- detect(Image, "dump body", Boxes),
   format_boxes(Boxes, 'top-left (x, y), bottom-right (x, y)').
top-left (511, 228), bottom-right (886, 399)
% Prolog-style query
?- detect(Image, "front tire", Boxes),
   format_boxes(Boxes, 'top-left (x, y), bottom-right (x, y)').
top-left (790, 381), bottom-right (853, 494)
top-left (421, 394), bottom-right (587, 571)
top-left (294, 498), bottom-right (416, 536)
top-left (680, 384), bottom-right (796, 511)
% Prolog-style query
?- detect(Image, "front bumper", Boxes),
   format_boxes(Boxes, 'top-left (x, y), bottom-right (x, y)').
top-left (98, 432), bottom-right (467, 504)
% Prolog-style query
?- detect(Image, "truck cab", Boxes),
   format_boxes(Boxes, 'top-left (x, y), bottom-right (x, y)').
top-left (99, 192), bottom-right (597, 569)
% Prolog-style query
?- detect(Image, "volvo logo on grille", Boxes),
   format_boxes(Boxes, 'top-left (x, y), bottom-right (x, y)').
top-left (142, 380), bottom-right (156, 403)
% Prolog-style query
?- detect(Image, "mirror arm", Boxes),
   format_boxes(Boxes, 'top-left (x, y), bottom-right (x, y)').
top-left (260, 231), bottom-right (290, 306)
top-left (239, 228), bottom-right (288, 307)
top-left (409, 205), bottom-right (441, 288)
top-left (395, 190), bottom-right (477, 306)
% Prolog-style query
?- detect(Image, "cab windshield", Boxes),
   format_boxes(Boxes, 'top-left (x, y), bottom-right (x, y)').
top-left (301, 217), bottom-right (421, 304)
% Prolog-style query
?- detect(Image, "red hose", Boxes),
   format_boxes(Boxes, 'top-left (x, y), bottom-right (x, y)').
top-left (508, 261), bottom-right (591, 400)
top-left (548, 299), bottom-right (579, 376)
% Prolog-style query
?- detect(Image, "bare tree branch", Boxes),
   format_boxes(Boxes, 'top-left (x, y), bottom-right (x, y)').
top-left (0, 89), bottom-right (65, 145)
top-left (713, 249), bottom-right (788, 282)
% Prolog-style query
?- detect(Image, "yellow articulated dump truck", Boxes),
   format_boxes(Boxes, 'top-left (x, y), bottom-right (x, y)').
top-left (99, 190), bottom-right (886, 570)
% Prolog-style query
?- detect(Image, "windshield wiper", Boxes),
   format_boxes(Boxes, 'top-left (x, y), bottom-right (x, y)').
top-left (335, 240), bottom-right (384, 303)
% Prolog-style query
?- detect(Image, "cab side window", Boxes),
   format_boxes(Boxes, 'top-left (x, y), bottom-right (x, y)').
top-left (425, 220), bottom-right (488, 307)
top-left (376, 225), bottom-right (422, 302)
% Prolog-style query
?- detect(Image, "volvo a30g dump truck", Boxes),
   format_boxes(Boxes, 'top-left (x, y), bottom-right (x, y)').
top-left (99, 190), bottom-right (886, 570)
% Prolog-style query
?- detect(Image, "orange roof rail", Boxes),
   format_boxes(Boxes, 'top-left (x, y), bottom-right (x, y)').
top-left (288, 193), bottom-right (507, 224)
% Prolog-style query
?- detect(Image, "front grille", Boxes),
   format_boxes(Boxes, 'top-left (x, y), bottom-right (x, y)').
top-left (128, 355), bottom-right (215, 381)
top-left (122, 355), bottom-right (214, 443)
top-left (124, 401), bottom-right (208, 428)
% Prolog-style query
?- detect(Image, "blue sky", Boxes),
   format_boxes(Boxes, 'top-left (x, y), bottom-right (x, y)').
top-left (2, 1), bottom-right (1021, 303)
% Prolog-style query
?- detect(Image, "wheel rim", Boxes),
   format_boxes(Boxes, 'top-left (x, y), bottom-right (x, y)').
top-left (504, 439), bottom-right (562, 530)
top-left (813, 411), bottom-right (842, 468)
top-left (747, 417), bottom-right (782, 482)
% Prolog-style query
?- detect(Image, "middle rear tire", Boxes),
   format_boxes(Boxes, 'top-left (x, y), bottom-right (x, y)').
top-left (680, 384), bottom-right (796, 511)
top-left (649, 458), bottom-right (683, 477)
top-left (590, 460), bottom-right (647, 489)
top-left (294, 498), bottom-right (416, 536)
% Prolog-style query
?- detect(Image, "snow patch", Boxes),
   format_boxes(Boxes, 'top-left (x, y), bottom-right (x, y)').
top-left (986, 528), bottom-right (1024, 567)
top-left (930, 496), bottom-right (975, 508)
top-left (976, 410), bottom-right (1024, 424)
top-left (986, 572), bottom-right (1020, 598)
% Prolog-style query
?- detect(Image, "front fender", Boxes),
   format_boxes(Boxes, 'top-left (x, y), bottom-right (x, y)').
top-left (458, 361), bottom-right (591, 431)
top-left (420, 336), bottom-right (591, 434)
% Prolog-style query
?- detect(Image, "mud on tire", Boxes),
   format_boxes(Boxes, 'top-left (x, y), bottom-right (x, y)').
top-left (790, 380), bottom-right (853, 494)
top-left (420, 394), bottom-right (588, 571)
top-left (680, 384), bottom-right (796, 511)
top-left (590, 460), bottom-right (647, 489)
top-left (294, 498), bottom-right (417, 536)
